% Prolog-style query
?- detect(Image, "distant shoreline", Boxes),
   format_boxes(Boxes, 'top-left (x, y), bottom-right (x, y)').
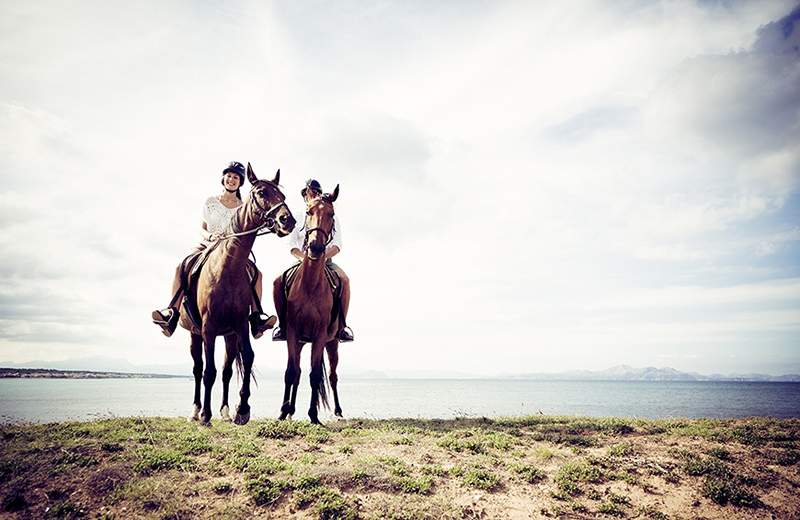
top-left (1, 367), bottom-right (799, 382)
top-left (0, 367), bottom-right (187, 379)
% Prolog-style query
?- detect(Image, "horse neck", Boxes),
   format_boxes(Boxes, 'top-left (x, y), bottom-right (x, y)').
top-left (297, 255), bottom-right (326, 293)
top-left (218, 204), bottom-right (258, 268)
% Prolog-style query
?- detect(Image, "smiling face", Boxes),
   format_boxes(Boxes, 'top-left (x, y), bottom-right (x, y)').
top-left (222, 172), bottom-right (242, 191)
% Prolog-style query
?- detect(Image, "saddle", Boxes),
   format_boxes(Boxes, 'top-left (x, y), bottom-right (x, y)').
top-left (179, 241), bottom-right (259, 332)
top-left (281, 262), bottom-right (342, 332)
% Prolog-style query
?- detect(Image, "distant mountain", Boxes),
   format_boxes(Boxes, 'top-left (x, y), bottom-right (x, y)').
top-left (508, 365), bottom-right (800, 382)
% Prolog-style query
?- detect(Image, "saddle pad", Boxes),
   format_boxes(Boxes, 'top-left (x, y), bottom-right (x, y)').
top-left (282, 262), bottom-right (340, 299)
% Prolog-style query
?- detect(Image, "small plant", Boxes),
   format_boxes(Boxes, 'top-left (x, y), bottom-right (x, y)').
top-left (338, 445), bottom-right (354, 455)
top-left (607, 491), bottom-right (630, 505)
top-left (212, 481), bottom-right (233, 494)
top-left (512, 463), bottom-right (545, 484)
top-left (597, 501), bottom-right (624, 516)
top-left (390, 436), bottom-right (414, 446)
top-left (463, 468), bottom-right (500, 491)
top-left (134, 446), bottom-right (190, 474)
top-left (393, 475), bottom-right (433, 494)
top-left (608, 442), bottom-right (635, 457)
top-left (637, 505), bottom-right (669, 519)
top-left (707, 447), bottom-right (731, 461)
top-left (555, 460), bottom-right (603, 496)
top-left (702, 476), bottom-right (761, 507)
top-left (257, 420), bottom-right (305, 440)
top-left (294, 486), bottom-right (357, 520)
top-left (246, 476), bottom-right (287, 506)
top-left (533, 445), bottom-right (555, 460)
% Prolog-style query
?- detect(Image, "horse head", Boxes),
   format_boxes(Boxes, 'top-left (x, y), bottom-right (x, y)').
top-left (304, 184), bottom-right (339, 260)
top-left (246, 163), bottom-right (296, 237)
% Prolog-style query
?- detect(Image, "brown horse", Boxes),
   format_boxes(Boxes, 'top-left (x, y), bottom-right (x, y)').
top-left (181, 163), bottom-right (295, 425)
top-left (277, 186), bottom-right (343, 424)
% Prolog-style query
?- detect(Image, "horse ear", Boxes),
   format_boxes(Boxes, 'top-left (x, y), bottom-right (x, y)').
top-left (272, 169), bottom-right (280, 185)
top-left (330, 184), bottom-right (339, 202)
top-left (247, 162), bottom-right (258, 185)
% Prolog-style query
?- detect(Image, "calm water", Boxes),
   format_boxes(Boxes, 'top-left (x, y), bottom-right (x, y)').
top-left (1, 379), bottom-right (799, 423)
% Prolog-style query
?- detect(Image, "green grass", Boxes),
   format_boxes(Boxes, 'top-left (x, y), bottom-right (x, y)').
top-left (554, 460), bottom-right (604, 496)
top-left (462, 468), bottom-right (501, 491)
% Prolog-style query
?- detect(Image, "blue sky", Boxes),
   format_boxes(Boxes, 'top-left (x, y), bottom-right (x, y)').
top-left (0, 0), bottom-right (798, 375)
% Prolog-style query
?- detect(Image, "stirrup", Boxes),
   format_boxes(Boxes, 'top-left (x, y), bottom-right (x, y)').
top-left (152, 308), bottom-right (179, 337)
top-left (250, 313), bottom-right (277, 339)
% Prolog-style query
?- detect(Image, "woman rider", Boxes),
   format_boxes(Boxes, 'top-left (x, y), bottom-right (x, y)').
top-left (271, 178), bottom-right (354, 342)
top-left (151, 161), bottom-right (276, 338)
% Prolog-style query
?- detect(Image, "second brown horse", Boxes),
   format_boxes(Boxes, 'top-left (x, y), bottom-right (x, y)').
top-left (277, 186), bottom-right (343, 424)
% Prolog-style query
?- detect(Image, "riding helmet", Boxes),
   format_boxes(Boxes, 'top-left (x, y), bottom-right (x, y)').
top-left (222, 161), bottom-right (246, 184)
top-left (301, 178), bottom-right (323, 197)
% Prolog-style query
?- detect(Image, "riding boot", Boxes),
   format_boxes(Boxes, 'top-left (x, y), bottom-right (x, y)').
top-left (272, 326), bottom-right (287, 341)
top-left (249, 312), bottom-right (277, 339)
top-left (152, 307), bottom-right (179, 337)
top-left (338, 326), bottom-right (354, 342)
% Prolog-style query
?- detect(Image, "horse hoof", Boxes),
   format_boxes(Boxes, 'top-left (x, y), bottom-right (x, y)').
top-left (220, 405), bottom-right (232, 422)
top-left (234, 413), bottom-right (250, 425)
top-left (200, 418), bottom-right (212, 427)
top-left (335, 408), bottom-right (343, 417)
top-left (188, 405), bottom-right (201, 422)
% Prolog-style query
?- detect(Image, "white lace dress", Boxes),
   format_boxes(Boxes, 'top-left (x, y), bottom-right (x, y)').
top-left (203, 196), bottom-right (241, 236)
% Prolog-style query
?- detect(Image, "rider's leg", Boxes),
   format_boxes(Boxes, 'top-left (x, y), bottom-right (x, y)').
top-left (249, 268), bottom-right (277, 339)
top-left (272, 274), bottom-right (287, 341)
top-left (152, 262), bottom-right (183, 337)
top-left (331, 265), bottom-right (353, 342)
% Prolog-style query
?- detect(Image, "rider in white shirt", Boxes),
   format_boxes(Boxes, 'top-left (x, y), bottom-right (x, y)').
top-left (151, 161), bottom-right (276, 339)
top-left (272, 179), bottom-right (354, 342)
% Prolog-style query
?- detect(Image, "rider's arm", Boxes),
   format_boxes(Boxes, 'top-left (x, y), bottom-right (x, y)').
top-left (201, 222), bottom-right (220, 242)
top-left (325, 245), bottom-right (340, 259)
top-left (326, 215), bottom-right (342, 259)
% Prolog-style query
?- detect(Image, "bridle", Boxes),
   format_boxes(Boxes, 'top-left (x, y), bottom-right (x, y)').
top-left (220, 182), bottom-right (288, 240)
top-left (302, 202), bottom-right (335, 254)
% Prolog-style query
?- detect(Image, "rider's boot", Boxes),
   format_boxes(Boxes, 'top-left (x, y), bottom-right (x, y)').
top-left (152, 308), bottom-right (179, 337)
top-left (249, 312), bottom-right (277, 339)
top-left (338, 326), bottom-right (354, 343)
top-left (272, 325), bottom-right (287, 341)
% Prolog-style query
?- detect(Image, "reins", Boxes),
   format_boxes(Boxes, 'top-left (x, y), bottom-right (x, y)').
top-left (218, 185), bottom-right (288, 241)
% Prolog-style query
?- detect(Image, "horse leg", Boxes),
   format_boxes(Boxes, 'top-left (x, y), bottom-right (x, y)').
top-left (289, 342), bottom-right (305, 416)
top-left (234, 326), bottom-right (255, 425)
top-left (326, 340), bottom-right (343, 417)
top-left (200, 329), bottom-right (217, 425)
top-left (220, 334), bottom-right (236, 422)
top-left (308, 340), bottom-right (328, 425)
top-left (279, 335), bottom-right (301, 420)
top-left (189, 333), bottom-right (202, 421)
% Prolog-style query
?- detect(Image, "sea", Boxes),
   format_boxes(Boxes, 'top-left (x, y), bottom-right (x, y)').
top-left (1, 378), bottom-right (799, 423)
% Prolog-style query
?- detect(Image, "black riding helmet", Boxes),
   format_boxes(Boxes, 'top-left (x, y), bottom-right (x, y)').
top-left (301, 178), bottom-right (323, 197)
top-left (222, 161), bottom-right (246, 186)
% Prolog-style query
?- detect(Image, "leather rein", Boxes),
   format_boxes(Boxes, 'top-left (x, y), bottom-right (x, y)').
top-left (219, 185), bottom-right (288, 241)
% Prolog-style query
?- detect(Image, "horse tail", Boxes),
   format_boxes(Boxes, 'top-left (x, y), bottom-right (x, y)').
top-left (234, 337), bottom-right (257, 387)
top-left (317, 356), bottom-right (331, 411)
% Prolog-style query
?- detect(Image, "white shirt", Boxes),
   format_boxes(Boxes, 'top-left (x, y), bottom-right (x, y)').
top-left (202, 196), bottom-right (240, 235)
top-left (290, 212), bottom-right (343, 252)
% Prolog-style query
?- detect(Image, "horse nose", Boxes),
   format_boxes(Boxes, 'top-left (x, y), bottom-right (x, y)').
top-left (310, 243), bottom-right (325, 256)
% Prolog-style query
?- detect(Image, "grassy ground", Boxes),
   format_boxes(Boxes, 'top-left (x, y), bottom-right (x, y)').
top-left (1, 415), bottom-right (799, 519)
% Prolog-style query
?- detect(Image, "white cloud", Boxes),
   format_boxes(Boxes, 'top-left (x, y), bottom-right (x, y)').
top-left (0, 0), bottom-right (798, 375)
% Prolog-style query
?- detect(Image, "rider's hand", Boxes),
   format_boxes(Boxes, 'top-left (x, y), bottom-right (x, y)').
top-left (210, 232), bottom-right (222, 241)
